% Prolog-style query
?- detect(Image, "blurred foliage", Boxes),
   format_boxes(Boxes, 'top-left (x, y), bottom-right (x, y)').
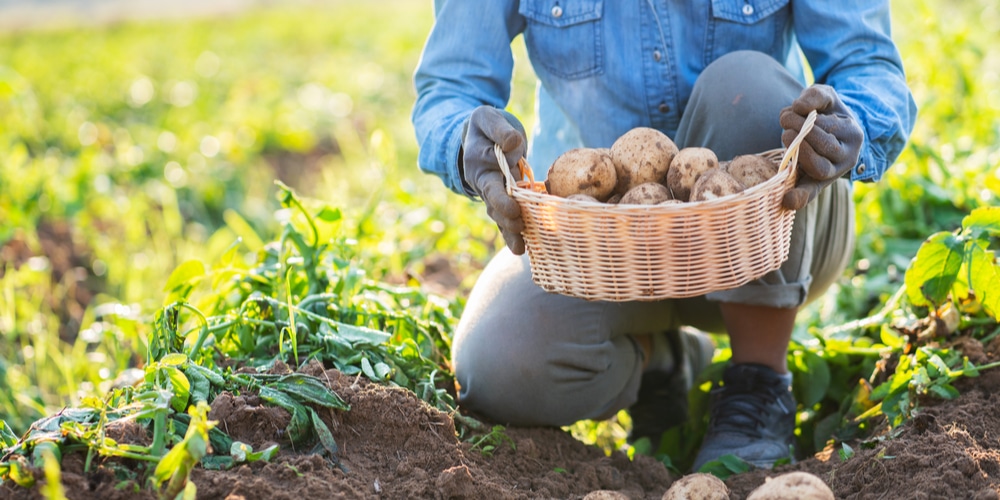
top-left (0, 0), bottom-right (508, 431)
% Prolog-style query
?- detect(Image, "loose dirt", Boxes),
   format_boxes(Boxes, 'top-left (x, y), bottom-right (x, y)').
top-left (3, 337), bottom-right (1000, 499)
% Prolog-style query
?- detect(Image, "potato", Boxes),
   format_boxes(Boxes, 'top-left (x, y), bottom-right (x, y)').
top-left (546, 148), bottom-right (618, 200)
top-left (606, 193), bottom-right (623, 204)
top-left (584, 490), bottom-right (630, 500)
top-left (662, 473), bottom-right (729, 500)
top-left (666, 147), bottom-right (719, 201)
top-left (566, 193), bottom-right (600, 203)
top-left (690, 169), bottom-right (745, 202)
top-left (727, 154), bottom-right (778, 188)
top-left (620, 182), bottom-right (672, 205)
top-left (746, 472), bottom-right (834, 500)
top-left (610, 127), bottom-right (678, 193)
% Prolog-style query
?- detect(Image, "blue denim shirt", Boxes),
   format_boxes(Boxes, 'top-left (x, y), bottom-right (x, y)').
top-left (412, 0), bottom-right (917, 197)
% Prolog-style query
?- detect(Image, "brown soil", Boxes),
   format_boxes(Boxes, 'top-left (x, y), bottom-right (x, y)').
top-left (3, 338), bottom-right (1000, 499)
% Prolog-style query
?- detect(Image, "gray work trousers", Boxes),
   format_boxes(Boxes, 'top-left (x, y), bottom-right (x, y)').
top-left (452, 51), bottom-right (856, 427)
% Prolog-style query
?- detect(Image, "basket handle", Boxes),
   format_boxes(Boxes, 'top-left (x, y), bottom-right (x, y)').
top-left (495, 143), bottom-right (516, 196)
top-left (778, 109), bottom-right (818, 173)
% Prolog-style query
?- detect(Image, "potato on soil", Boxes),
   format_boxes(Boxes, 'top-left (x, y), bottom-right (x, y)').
top-left (610, 127), bottom-right (678, 194)
top-left (690, 169), bottom-right (745, 202)
top-left (662, 473), bottom-right (729, 500)
top-left (666, 147), bottom-right (719, 202)
top-left (746, 471), bottom-right (834, 500)
top-left (727, 154), bottom-right (778, 188)
top-left (583, 490), bottom-right (630, 500)
top-left (620, 182), bottom-right (672, 205)
top-left (546, 148), bottom-right (618, 200)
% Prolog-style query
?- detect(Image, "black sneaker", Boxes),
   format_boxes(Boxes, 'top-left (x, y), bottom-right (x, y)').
top-left (692, 363), bottom-right (796, 471)
top-left (628, 329), bottom-right (715, 445)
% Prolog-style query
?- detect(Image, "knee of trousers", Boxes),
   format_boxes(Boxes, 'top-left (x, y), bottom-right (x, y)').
top-left (453, 332), bottom-right (640, 427)
top-left (698, 51), bottom-right (792, 95)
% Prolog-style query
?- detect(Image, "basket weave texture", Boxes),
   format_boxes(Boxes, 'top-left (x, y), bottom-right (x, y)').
top-left (498, 111), bottom-right (816, 302)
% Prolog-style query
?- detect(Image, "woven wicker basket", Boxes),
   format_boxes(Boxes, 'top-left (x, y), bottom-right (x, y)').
top-left (496, 111), bottom-right (817, 302)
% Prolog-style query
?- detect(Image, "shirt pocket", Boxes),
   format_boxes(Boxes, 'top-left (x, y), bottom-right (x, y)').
top-left (519, 0), bottom-right (604, 80)
top-left (705, 0), bottom-right (791, 65)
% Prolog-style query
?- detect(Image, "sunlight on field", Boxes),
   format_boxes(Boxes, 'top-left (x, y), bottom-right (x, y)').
top-left (0, 0), bottom-right (998, 469)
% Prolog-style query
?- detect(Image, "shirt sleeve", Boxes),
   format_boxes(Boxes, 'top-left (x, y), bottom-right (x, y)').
top-left (411, 0), bottom-right (526, 197)
top-left (792, 0), bottom-right (918, 182)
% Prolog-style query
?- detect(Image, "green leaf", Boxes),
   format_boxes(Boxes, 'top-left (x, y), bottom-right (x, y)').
top-left (163, 260), bottom-right (206, 293)
top-left (184, 367), bottom-right (210, 405)
top-left (962, 206), bottom-right (1000, 239)
top-left (928, 383), bottom-right (960, 400)
top-left (373, 362), bottom-right (392, 380)
top-left (334, 322), bottom-right (391, 345)
top-left (40, 446), bottom-right (66, 500)
top-left (270, 374), bottom-right (349, 410)
top-left (361, 357), bottom-right (377, 380)
top-left (697, 454), bottom-right (751, 479)
top-left (310, 409), bottom-right (338, 457)
top-left (316, 206), bottom-right (342, 222)
top-left (161, 353), bottom-right (189, 367)
top-left (259, 387), bottom-right (312, 444)
top-left (164, 367), bottom-right (192, 413)
top-left (1, 420), bottom-right (18, 449)
top-left (231, 442), bottom-right (250, 463)
top-left (188, 364), bottom-right (226, 387)
top-left (968, 244), bottom-right (1000, 319)
top-left (719, 454), bottom-right (753, 474)
top-left (8, 457), bottom-right (35, 487)
top-left (879, 325), bottom-right (904, 349)
top-left (223, 209), bottom-right (265, 253)
top-left (791, 350), bottom-right (831, 407)
top-left (839, 442), bottom-right (855, 461)
top-left (904, 232), bottom-right (965, 307)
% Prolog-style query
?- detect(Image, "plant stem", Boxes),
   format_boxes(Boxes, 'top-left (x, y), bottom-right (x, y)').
top-left (821, 284), bottom-right (907, 335)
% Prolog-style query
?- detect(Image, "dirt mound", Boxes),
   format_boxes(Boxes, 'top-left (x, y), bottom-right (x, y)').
top-left (726, 338), bottom-right (1000, 499)
top-left (5, 338), bottom-right (1000, 499)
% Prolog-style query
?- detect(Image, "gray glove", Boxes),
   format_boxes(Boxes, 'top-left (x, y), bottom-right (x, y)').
top-left (779, 85), bottom-right (864, 210)
top-left (461, 106), bottom-right (529, 255)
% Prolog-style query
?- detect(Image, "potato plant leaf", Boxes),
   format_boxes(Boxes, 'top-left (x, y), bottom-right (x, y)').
top-left (309, 409), bottom-right (339, 457)
top-left (269, 374), bottom-right (349, 410)
top-left (904, 232), bottom-right (965, 307)
top-left (258, 386), bottom-right (312, 444)
top-left (163, 260), bottom-right (206, 293)
top-left (961, 206), bottom-right (1000, 239)
top-left (153, 403), bottom-right (213, 498)
top-left (0, 420), bottom-right (17, 449)
top-left (968, 244), bottom-right (1000, 319)
top-left (791, 350), bottom-right (831, 407)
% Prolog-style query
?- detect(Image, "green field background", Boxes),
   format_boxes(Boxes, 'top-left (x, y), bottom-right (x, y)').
top-left (0, 0), bottom-right (998, 437)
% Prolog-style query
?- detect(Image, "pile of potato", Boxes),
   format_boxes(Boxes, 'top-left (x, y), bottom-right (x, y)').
top-left (543, 127), bottom-right (777, 205)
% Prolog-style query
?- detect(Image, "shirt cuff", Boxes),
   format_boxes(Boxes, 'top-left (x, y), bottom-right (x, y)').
top-left (850, 142), bottom-right (884, 182)
top-left (444, 115), bottom-right (478, 198)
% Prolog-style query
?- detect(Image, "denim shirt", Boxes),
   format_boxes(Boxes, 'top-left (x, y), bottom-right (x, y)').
top-left (412, 0), bottom-right (917, 197)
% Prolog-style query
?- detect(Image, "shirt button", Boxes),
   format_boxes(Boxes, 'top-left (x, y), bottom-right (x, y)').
top-left (653, 50), bottom-right (662, 61)
top-left (551, 5), bottom-right (563, 18)
top-left (856, 164), bottom-right (866, 175)
top-left (658, 103), bottom-right (670, 113)
top-left (742, 4), bottom-right (754, 15)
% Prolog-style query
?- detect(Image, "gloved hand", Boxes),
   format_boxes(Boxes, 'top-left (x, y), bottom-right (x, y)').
top-left (779, 84), bottom-right (864, 210)
top-left (462, 106), bottom-right (529, 254)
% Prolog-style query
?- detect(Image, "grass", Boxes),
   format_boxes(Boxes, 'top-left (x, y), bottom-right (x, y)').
top-left (1, 0), bottom-right (1000, 489)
